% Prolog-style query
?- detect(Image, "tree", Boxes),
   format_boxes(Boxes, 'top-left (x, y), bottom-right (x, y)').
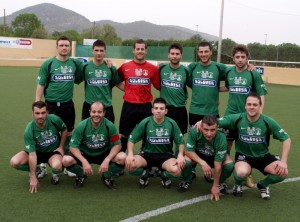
top-left (0, 24), bottom-right (14, 37)
top-left (60, 30), bottom-right (82, 43)
top-left (12, 13), bottom-right (42, 37)
top-left (31, 26), bottom-right (48, 39)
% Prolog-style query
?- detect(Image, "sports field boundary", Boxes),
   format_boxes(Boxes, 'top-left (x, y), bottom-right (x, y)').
top-left (120, 176), bottom-right (300, 222)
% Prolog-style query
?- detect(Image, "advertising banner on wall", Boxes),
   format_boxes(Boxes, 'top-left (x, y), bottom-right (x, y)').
top-left (0, 37), bottom-right (33, 49)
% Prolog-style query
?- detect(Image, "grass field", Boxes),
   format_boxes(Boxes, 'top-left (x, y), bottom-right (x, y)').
top-left (0, 66), bottom-right (299, 222)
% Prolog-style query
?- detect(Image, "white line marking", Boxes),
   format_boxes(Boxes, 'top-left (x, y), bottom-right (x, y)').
top-left (120, 176), bottom-right (300, 222)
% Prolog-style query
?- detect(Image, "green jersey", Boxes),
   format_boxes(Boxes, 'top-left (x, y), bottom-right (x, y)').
top-left (24, 114), bottom-right (67, 153)
top-left (80, 61), bottom-right (121, 107)
top-left (187, 61), bottom-right (227, 115)
top-left (129, 116), bottom-right (185, 155)
top-left (159, 64), bottom-right (188, 107)
top-left (37, 57), bottom-right (82, 103)
top-left (70, 117), bottom-right (120, 156)
top-left (225, 68), bottom-right (267, 115)
top-left (185, 128), bottom-right (227, 162)
top-left (218, 113), bottom-right (289, 158)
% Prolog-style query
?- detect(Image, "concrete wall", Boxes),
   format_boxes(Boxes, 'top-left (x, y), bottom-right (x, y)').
top-left (0, 37), bottom-right (299, 86)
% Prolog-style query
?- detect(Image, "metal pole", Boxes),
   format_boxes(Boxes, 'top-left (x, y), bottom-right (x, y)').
top-left (217, 0), bottom-right (224, 63)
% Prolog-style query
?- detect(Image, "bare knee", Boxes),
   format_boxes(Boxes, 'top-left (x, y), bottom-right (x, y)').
top-left (114, 152), bottom-right (127, 165)
top-left (62, 155), bottom-right (76, 167)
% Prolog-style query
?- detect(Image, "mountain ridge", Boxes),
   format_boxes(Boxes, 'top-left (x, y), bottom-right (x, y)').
top-left (0, 3), bottom-right (218, 41)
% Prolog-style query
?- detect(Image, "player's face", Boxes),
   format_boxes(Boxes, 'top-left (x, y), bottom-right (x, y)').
top-left (133, 43), bottom-right (147, 62)
top-left (57, 40), bottom-right (71, 57)
top-left (90, 103), bottom-right (106, 125)
top-left (233, 51), bottom-right (248, 69)
top-left (168, 48), bottom-right (182, 65)
top-left (201, 123), bottom-right (218, 142)
top-left (32, 106), bottom-right (48, 126)
top-left (198, 46), bottom-right (212, 64)
top-left (152, 103), bottom-right (168, 120)
top-left (245, 96), bottom-right (261, 117)
top-left (93, 46), bottom-right (106, 62)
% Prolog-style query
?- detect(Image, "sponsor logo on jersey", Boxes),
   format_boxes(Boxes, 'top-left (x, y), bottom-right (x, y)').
top-left (229, 86), bottom-right (251, 94)
top-left (148, 137), bottom-right (171, 144)
top-left (85, 141), bottom-right (108, 149)
top-left (193, 78), bottom-right (216, 87)
top-left (37, 135), bottom-right (58, 147)
top-left (161, 80), bottom-right (183, 89)
top-left (239, 134), bottom-right (265, 143)
top-left (52, 74), bottom-right (74, 81)
top-left (135, 68), bottom-right (148, 76)
top-left (87, 78), bottom-right (109, 86)
top-left (128, 77), bottom-right (150, 85)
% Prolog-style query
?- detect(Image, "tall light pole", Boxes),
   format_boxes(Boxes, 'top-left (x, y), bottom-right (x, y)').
top-left (196, 24), bottom-right (199, 32)
top-left (264, 33), bottom-right (267, 45)
top-left (217, 0), bottom-right (225, 62)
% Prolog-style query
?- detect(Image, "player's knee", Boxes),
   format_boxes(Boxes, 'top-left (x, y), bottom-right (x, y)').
top-left (114, 152), bottom-right (127, 165)
top-left (10, 157), bottom-right (19, 168)
top-left (62, 155), bottom-right (75, 167)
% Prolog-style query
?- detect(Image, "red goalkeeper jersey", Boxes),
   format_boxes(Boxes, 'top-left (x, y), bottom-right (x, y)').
top-left (118, 60), bottom-right (160, 103)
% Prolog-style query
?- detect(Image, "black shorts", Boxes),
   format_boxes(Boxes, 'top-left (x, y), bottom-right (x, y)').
top-left (195, 150), bottom-right (215, 168)
top-left (166, 106), bottom-right (188, 134)
top-left (66, 149), bottom-right (111, 165)
top-left (189, 113), bottom-right (219, 127)
top-left (81, 101), bottom-right (115, 123)
top-left (138, 151), bottom-right (175, 169)
top-left (235, 152), bottom-right (278, 175)
top-left (119, 101), bottom-right (152, 136)
top-left (46, 100), bottom-right (75, 132)
top-left (30, 151), bottom-right (62, 164)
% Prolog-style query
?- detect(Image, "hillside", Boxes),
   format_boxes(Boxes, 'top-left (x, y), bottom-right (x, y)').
top-left (0, 3), bottom-right (218, 41)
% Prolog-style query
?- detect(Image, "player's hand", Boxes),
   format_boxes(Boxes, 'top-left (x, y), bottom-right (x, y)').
top-left (29, 176), bottom-right (39, 193)
top-left (99, 158), bottom-right (110, 173)
top-left (194, 120), bottom-right (203, 132)
top-left (275, 161), bottom-right (288, 177)
top-left (201, 163), bottom-right (212, 177)
top-left (82, 160), bottom-right (93, 176)
top-left (176, 155), bottom-right (186, 170)
top-left (104, 58), bottom-right (112, 68)
top-left (125, 155), bottom-right (135, 171)
top-left (211, 185), bottom-right (220, 201)
top-left (247, 63), bottom-right (255, 71)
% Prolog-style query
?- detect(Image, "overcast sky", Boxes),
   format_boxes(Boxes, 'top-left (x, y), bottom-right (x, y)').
top-left (2, 0), bottom-right (300, 45)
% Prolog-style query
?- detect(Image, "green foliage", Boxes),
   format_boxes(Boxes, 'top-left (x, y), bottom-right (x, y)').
top-left (60, 29), bottom-right (83, 43)
top-left (11, 13), bottom-right (42, 37)
top-left (31, 26), bottom-right (48, 39)
top-left (0, 24), bottom-right (14, 36)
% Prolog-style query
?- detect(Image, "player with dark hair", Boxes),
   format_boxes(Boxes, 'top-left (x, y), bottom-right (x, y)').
top-left (35, 35), bottom-right (82, 177)
top-left (217, 93), bottom-right (290, 200)
top-left (79, 39), bottom-right (123, 123)
top-left (117, 39), bottom-right (160, 153)
top-left (159, 43), bottom-right (189, 135)
top-left (222, 44), bottom-right (268, 187)
top-left (10, 101), bottom-right (67, 193)
top-left (125, 98), bottom-right (187, 189)
top-left (179, 115), bottom-right (234, 201)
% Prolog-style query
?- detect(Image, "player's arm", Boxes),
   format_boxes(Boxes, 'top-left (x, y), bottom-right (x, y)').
top-left (35, 84), bottom-right (45, 101)
top-left (28, 152), bottom-right (39, 193)
top-left (211, 161), bottom-right (222, 201)
top-left (116, 81), bottom-right (125, 91)
top-left (260, 95), bottom-right (265, 113)
top-left (185, 150), bottom-right (212, 176)
top-left (55, 129), bottom-right (67, 155)
top-left (70, 147), bottom-right (93, 176)
top-left (125, 141), bottom-right (136, 171)
top-left (99, 143), bottom-right (121, 173)
top-left (176, 144), bottom-right (186, 169)
top-left (219, 85), bottom-right (228, 92)
top-left (276, 138), bottom-right (291, 177)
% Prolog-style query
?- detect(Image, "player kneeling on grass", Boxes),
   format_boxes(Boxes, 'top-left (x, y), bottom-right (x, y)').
top-left (126, 98), bottom-right (187, 189)
top-left (62, 101), bottom-right (126, 189)
top-left (10, 101), bottom-right (67, 193)
top-left (179, 115), bottom-right (234, 201)
top-left (196, 93), bottom-right (291, 200)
